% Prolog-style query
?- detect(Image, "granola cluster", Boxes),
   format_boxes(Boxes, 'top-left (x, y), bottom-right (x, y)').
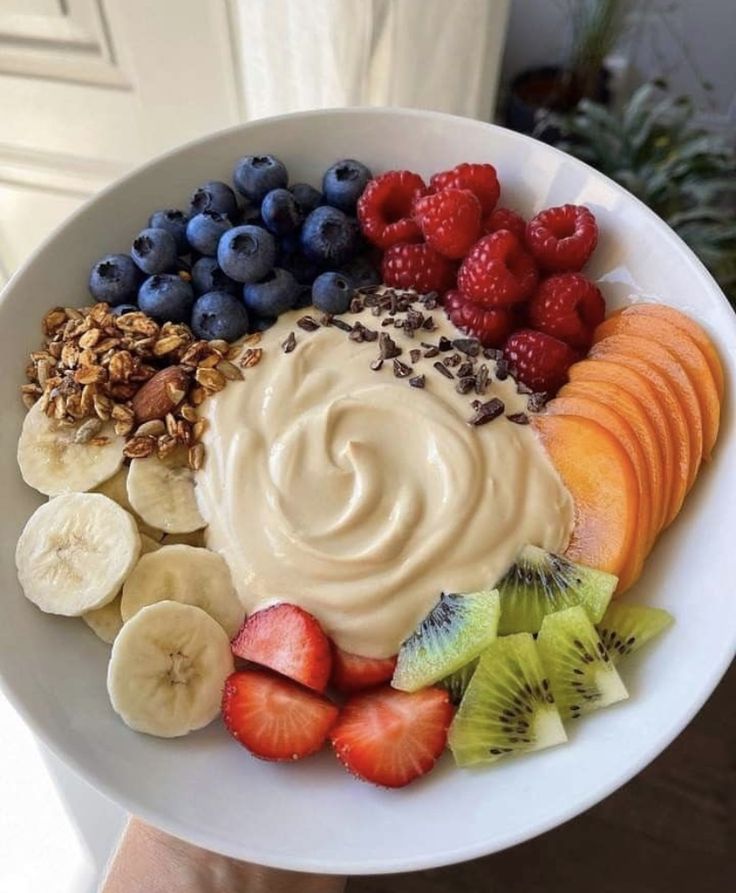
top-left (21, 303), bottom-right (252, 469)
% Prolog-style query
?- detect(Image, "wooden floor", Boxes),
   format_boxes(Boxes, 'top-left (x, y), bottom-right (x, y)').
top-left (349, 662), bottom-right (734, 893)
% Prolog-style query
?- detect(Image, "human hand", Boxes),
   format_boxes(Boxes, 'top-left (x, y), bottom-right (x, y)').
top-left (102, 818), bottom-right (347, 893)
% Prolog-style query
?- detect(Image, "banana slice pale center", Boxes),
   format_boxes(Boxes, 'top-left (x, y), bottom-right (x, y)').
top-left (166, 650), bottom-right (197, 686)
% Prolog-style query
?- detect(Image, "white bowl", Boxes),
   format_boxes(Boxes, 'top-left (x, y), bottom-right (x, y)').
top-left (1, 109), bottom-right (734, 875)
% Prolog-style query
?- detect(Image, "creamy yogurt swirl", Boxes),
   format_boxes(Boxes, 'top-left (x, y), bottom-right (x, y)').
top-left (197, 304), bottom-right (573, 658)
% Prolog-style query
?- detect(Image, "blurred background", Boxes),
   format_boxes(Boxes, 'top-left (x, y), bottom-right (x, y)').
top-left (0, 2), bottom-right (733, 891)
top-left (1, 0), bottom-right (734, 301)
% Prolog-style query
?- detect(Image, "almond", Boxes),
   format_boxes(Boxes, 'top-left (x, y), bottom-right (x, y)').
top-left (131, 365), bottom-right (190, 422)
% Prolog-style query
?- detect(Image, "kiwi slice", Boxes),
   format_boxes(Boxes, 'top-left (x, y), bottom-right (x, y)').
top-left (496, 544), bottom-right (616, 635)
top-left (537, 605), bottom-right (628, 720)
top-left (440, 659), bottom-right (478, 706)
top-left (597, 602), bottom-right (674, 663)
top-left (391, 590), bottom-right (500, 692)
top-left (448, 633), bottom-right (567, 767)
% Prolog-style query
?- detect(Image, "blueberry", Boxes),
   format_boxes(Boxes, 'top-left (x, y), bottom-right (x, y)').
top-left (191, 291), bottom-right (249, 342)
top-left (147, 210), bottom-right (189, 254)
top-left (232, 154), bottom-right (287, 203)
top-left (174, 256), bottom-right (192, 276)
top-left (138, 274), bottom-right (194, 323)
top-left (322, 159), bottom-right (372, 212)
top-left (191, 256), bottom-right (239, 297)
top-left (250, 316), bottom-right (277, 333)
top-left (339, 255), bottom-right (381, 289)
top-left (217, 224), bottom-right (276, 283)
top-left (189, 180), bottom-right (238, 219)
top-left (186, 210), bottom-right (232, 256)
top-left (277, 248), bottom-right (320, 286)
top-left (290, 182), bottom-right (323, 215)
top-left (294, 284), bottom-right (313, 309)
top-left (277, 233), bottom-right (320, 285)
top-left (312, 271), bottom-right (354, 315)
top-left (131, 228), bottom-right (177, 275)
top-left (261, 188), bottom-right (302, 236)
top-left (88, 253), bottom-right (140, 305)
top-left (300, 206), bottom-right (358, 266)
top-left (239, 200), bottom-right (263, 226)
top-left (278, 232), bottom-right (301, 256)
top-left (243, 268), bottom-right (299, 317)
top-left (110, 303), bottom-right (138, 316)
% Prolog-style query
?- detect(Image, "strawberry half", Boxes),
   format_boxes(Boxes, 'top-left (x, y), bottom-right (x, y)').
top-left (231, 603), bottom-right (332, 692)
top-left (330, 685), bottom-right (454, 788)
top-left (331, 647), bottom-right (397, 693)
top-left (222, 669), bottom-right (339, 761)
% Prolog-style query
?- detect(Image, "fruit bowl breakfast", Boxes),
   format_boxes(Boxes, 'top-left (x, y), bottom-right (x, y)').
top-left (1, 109), bottom-right (735, 873)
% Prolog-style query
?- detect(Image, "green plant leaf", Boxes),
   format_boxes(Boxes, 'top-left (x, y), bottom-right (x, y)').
top-left (667, 207), bottom-right (734, 228)
top-left (622, 83), bottom-right (660, 135)
top-left (630, 93), bottom-right (693, 158)
top-left (552, 79), bottom-right (736, 308)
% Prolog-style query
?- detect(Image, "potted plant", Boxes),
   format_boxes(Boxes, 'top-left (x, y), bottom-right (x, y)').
top-left (505, 0), bottom-right (625, 137)
top-left (551, 81), bottom-right (736, 305)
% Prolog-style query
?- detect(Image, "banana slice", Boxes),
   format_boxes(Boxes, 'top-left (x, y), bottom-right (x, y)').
top-left (121, 544), bottom-right (243, 637)
top-left (18, 401), bottom-right (124, 497)
top-left (107, 600), bottom-right (234, 737)
top-left (96, 467), bottom-right (165, 541)
top-left (83, 596), bottom-right (123, 644)
top-left (138, 533), bottom-right (163, 555)
top-left (161, 529), bottom-right (206, 548)
top-left (16, 493), bottom-right (140, 616)
top-left (127, 451), bottom-right (204, 534)
top-left (83, 534), bottom-right (161, 644)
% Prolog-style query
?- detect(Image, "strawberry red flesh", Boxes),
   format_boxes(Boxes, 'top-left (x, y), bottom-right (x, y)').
top-left (331, 647), bottom-right (397, 693)
top-left (231, 603), bottom-right (332, 692)
top-left (330, 685), bottom-right (454, 788)
top-left (222, 669), bottom-right (339, 761)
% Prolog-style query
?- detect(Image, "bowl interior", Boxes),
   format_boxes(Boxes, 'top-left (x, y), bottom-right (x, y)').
top-left (1, 109), bottom-right (735, 874)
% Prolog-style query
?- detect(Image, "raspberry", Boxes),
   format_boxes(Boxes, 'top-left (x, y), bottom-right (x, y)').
top-left (504, 329), bottom-right (577, 394)
top-left (357, 170), bottom-right (427, 250)
top-left (445, 290), bottom-right (515, 347)
top-left (381, 243), bottom-right (457, 294)
top-left (458, 231), bottom-right (538, 307)
top-left (526, 204), bottom-right (598, 272)
top-left (528, 273), bottom-right (606, 350)
top-left (482, 207), bottom-right (526, 241)
top-left (412, 188), bottom-right (481, 259)
top-left (430, 163), bottom-right (500, 215)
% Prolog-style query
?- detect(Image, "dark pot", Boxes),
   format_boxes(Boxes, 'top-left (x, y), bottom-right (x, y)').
top-left (505, 65), bottom-right (610, 142)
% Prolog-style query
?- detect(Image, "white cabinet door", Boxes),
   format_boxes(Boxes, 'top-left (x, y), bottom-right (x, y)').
top-left (0, 0), bottom-right (510, 285)
top-left (0, 0), bottom-right (243, 281)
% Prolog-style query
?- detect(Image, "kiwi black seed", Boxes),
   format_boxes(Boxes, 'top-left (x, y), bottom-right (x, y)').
top-left (596, 602), bottom-right (674, 664)
top-left (496, 544), bottom-right (617, 635)
top-left (448, 633), bottom-right (567, 767)
top-left (440, 659), bottom-right (478, 706)
top-left (392, 589), bottom-right (500, 692)
top-left (537, 605), bottom-right (628, 720)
